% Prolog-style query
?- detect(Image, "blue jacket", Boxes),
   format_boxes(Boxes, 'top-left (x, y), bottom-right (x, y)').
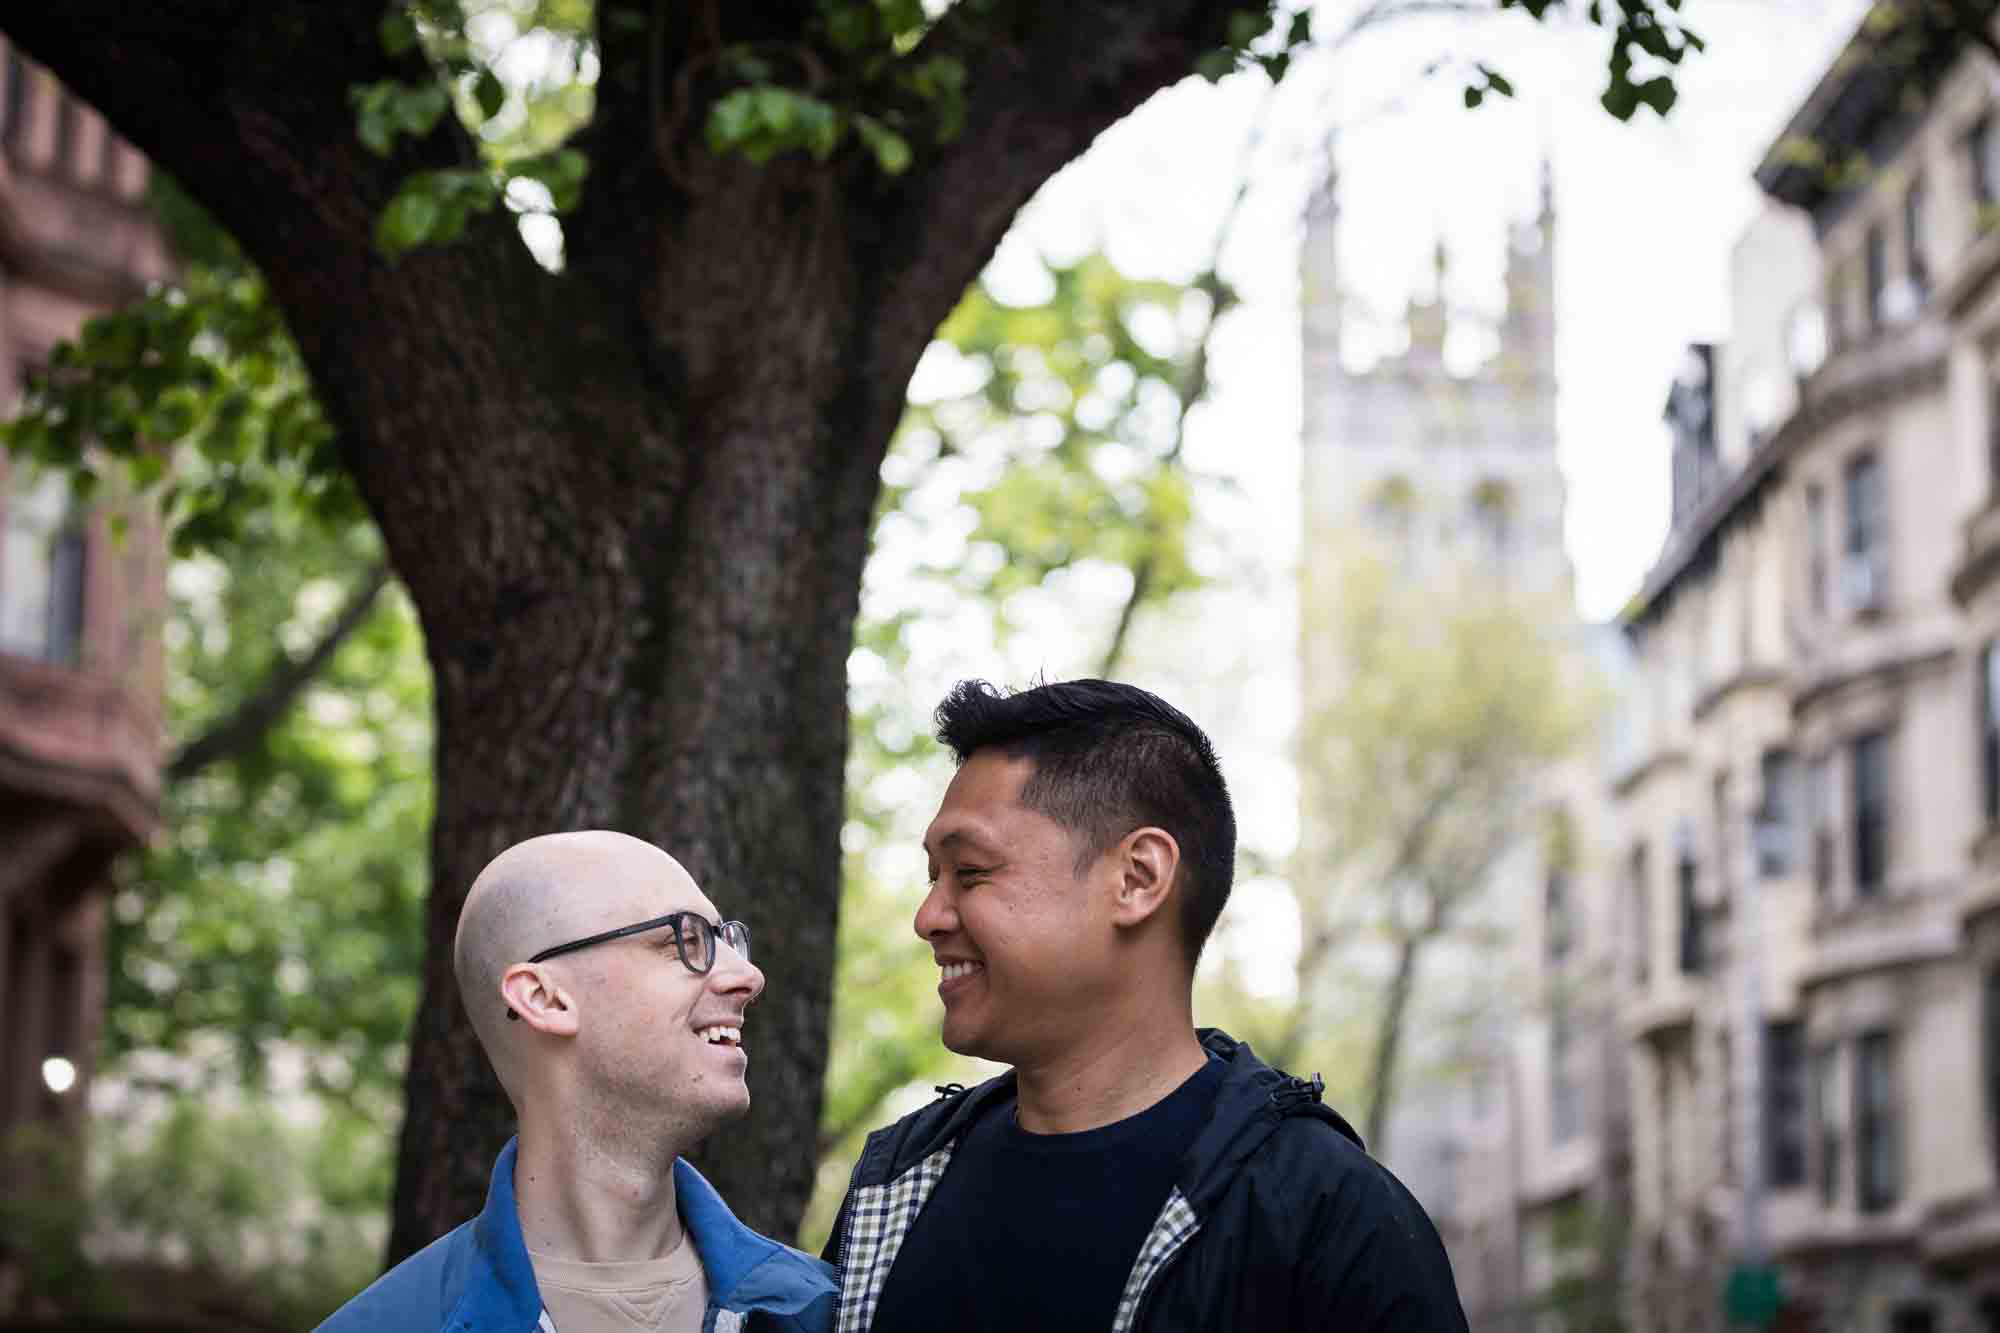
top-left (320, 1139), bottom-right (835, 1333)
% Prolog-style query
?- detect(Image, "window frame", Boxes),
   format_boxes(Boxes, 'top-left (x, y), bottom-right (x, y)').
top-left (1813, 1043), bottom-right (1843, 1208)
top-left (1982, 643), bottom-right (2000, 828)
top-left (1805, 481), bottom-right (1829, 616)
top-left (1855, 1029), bottom-right (1901, 1213)
top-left (1765, 1020), bottom-right (1808, 1189)
top-left (1904, 173), bottom-right (1930, 299)
top-left (1850, 728), bottom-right (1892, 898)
top-left (1842, 450), bottom-right (1887, 614)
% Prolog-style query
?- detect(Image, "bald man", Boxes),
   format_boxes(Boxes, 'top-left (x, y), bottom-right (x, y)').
top-left (319, 831), bottom-right (835, 1333)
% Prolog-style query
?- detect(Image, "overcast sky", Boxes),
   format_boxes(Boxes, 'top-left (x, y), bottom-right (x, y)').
top-left (1002, 0), bottom-right (1869, 623)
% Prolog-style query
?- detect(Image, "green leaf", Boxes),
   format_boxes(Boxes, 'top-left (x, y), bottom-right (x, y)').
top-left (1287, 11), bottom-right (1312, 47)
top-left (854, 115), bottom-right (911, 174)
top-left (473, 68), bottom-right (505, 121)
top-left (515, 149), bottom-right (589, 211)
top-left (1634, 75), bottom-right (1677, 116)
top-left (394, 83), bottom-right (450, 137)
top-left (1195, 49), bottom-right (1238, 83)
top-left (1464, 85), bottom-right (1484, 109)
top-left (753, 86), bottom-right (799, 135)
top-left (376, 187), bottom-right (441, 255)
top-left (706, 89), bottom-right (761, 151)
top-left (379, 9), bottom-right (419, 57)
top-left (1226, 9), bottom-right (1272, 49)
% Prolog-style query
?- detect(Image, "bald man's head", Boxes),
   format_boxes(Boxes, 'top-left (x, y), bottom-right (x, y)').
top-left (453, 831), bottom-right (706, 1092)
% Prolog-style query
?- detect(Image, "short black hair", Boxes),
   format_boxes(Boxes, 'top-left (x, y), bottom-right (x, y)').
top-left (933, 678), bottom-right (1235, 966)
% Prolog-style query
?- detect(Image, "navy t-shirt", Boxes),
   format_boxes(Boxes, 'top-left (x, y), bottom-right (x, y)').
top-left (869, 1056), bottom-right (1226, 1332)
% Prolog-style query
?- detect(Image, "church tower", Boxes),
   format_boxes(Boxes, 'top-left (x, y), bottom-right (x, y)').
top-left (1298, 157), bottom-right (1571, 602)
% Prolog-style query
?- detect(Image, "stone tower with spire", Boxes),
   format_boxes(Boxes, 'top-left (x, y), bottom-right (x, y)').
top-left (1299, 159), bottom-right (1569, 600)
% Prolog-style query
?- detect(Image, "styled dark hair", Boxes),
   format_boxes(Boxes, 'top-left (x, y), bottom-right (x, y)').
top-left (933, 678), bottom-right (1235, 966)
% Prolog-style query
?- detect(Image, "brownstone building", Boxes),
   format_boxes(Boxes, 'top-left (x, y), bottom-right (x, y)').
top-left (0, 41), bottom-right (170, 1144)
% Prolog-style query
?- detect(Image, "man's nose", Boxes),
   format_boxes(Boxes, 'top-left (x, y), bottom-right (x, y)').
top-left (712, 942), bottom-right (765, 1002)
top-left (913, 879), bottom-right (956, 941)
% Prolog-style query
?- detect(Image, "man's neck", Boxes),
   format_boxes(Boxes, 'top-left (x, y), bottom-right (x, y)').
top-left (1012, 1005), bottom-right (1207, 1135)
top-left (514, 1117), bottom-right (689, 1264)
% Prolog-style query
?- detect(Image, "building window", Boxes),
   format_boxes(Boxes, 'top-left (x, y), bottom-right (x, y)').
top-left (1891, 1306), bottom-right (1937, 1333)
top-left (0, 468), bottom-right (87, 667)
top-left (1814, 1044), bottom-right (1842, 1207)
top-left (1843, 451), bottom-right (1886, 614)
top-left (1630, 843), bottom-right (1650, 986)
top-left (1368, 474), bottom-right (1416, 560)
top-left (1470, 479), bottom-right (1512, 566)
top-left (1850, 729), bottom-right (1891, 898)
top-left (1758, 748), bottom-right (1800, 875)
top-left (1805, 482), bottom-right (1828, 616)
top-left (1, 52), bottom-right (27, 148)
top-left (51, 92), bottom-right (74, 175)
top-left (1855, 1030), bottom-right (1901, 1212)
top-left (1544, 808), bottom-right (1576, 966)
top-left (1990, 377), bottom-right (2000, 491)
top-left (1984, 967), bottom-right (2000, 1179)
top-left (1807, 751), bottom-right (1835, 902)
top-left (1975, 114), bottom-right (2000, 214)
top-left (1905, 175), bottom-right (1930, 300)
top-left (1766, 1020), bottom-right (1807, 1188)
top-left (1865, 223), bottom-right (1887, 331)
top-left (1713, 772), bottom-right (1736, 906)
top-left (1550, 994), bottom-right (1579, 1146)
top-left (1676, 830), bottom-right (1703, 976)
top-left (1983, 644), bottom-right (2000, 828)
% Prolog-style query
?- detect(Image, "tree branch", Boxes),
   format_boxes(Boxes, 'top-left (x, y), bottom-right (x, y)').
top-left (3, 2), bottom-right (450, 260)
top-left (167, 560), bottom-right (394, 783)
top-left (859, 0), bottom-right (1255, 393)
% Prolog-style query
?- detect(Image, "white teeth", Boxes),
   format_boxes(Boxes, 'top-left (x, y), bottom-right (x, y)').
top-left (697, 1025), bottom-right (742, 1046)
top-left (940, 961), bottom-right (982, 982)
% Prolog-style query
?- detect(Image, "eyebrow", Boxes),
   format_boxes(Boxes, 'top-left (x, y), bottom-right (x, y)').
top-left (924, 828), bottom-right (1000, 859)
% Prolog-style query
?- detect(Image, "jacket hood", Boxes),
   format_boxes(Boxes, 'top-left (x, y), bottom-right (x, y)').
top-left (1177, 1028), bottom-right (1361, 1214)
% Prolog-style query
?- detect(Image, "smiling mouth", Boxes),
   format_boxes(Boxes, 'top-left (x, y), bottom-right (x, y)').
top-left (939, 961), bottom-right (982, 983)
top-left (697, 1025), bottom-right (743, 1048)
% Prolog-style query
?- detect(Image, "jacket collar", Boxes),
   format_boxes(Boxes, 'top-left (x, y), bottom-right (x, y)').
top-left (457, 1138), bottom-right (544, 1330)
top-left (456, 1138), bottom-right (826, 1330)
top-left (861, 1029), bottom-right (1363, 1209)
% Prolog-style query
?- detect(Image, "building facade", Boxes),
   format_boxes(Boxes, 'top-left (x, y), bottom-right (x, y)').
top-left (0, 42), bottom-right (169, 1155)
top-left (1613, 12), bottom-right (2000, 1331)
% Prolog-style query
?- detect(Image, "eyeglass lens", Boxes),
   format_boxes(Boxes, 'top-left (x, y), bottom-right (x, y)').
top-left (674, 916), bottom-right (751, 973)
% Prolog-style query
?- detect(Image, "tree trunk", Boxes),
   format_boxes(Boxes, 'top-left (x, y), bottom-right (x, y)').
top-left (1362, 924), bottom-right (1424, 1153)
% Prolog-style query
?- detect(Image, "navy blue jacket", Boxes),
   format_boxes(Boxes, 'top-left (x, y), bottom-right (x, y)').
top-left (824, 1029), bottom-right (1468, 1333)
top-left (320, 1138), bottom-right (834, 1333)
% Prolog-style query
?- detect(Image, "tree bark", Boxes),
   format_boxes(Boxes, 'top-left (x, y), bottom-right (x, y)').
top-left (6, 0), bottom-right (1257, 1254)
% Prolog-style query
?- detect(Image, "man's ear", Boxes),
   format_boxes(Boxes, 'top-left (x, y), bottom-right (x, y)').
top-left (1109, 826), bottom-right (1182, 931)
top-left (500, 963), bottom-right (579, 1036)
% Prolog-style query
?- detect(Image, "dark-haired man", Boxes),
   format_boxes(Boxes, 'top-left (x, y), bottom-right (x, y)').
top-left (824, 679), bottom-right (1467, 1332)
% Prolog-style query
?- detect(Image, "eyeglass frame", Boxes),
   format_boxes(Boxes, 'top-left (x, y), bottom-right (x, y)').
top-left (505, 911), bottom-right (752, 1020)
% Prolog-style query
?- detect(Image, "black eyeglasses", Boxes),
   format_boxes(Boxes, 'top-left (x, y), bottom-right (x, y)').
top-left (506, 912), bottom-right (752, 1019)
